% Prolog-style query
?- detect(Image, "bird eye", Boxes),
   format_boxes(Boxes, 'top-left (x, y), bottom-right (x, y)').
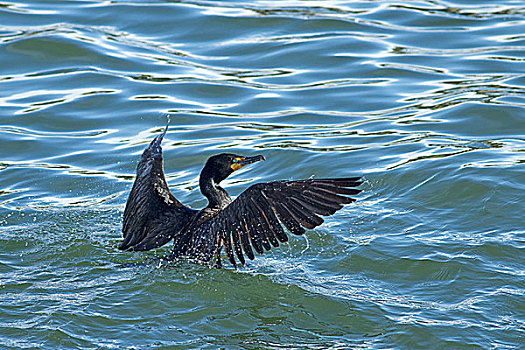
top-left (232, 158), bottom-right (238, 163)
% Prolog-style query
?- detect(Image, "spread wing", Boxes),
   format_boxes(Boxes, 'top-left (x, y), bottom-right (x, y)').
top-left (210, 177), bottom-right (362, 267)
top-left (120, 125), bottom-right (197, 251)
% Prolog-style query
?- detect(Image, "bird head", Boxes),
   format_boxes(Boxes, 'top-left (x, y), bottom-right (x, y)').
top-left (201, 153), bottom-right (265, 184)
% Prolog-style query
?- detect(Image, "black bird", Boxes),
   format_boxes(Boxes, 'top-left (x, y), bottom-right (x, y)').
top-left (120, 124), bottom-right (363, 267)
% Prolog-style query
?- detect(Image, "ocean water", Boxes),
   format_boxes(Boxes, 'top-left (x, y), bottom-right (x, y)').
top-left (0, 0), bottom-right (524, 349)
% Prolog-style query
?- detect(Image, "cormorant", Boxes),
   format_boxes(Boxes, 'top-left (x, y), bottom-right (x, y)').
top-left (120, 124), bottom-right (363, 267)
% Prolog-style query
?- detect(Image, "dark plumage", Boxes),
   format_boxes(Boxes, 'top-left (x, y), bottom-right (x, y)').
top-left (120, 124), bottom-right (363, 267)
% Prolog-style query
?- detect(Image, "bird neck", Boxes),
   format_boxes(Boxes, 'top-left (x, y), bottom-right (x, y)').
top-left (199, 176), bottom-right (231, 210)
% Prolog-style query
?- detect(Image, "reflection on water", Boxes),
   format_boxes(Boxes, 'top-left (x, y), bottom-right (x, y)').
top-left (0, 0), bottom-right (524, 349)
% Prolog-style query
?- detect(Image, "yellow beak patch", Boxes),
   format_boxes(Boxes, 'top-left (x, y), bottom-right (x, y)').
top-left (230, 157), bottom-right (245, 171)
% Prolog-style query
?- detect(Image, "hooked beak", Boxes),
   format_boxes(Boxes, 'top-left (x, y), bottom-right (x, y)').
top-left (231, 155), bottom-right (265, 171)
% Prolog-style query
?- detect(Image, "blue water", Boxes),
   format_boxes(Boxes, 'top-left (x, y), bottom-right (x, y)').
top-left (1, 1), bottom-right (524, 349)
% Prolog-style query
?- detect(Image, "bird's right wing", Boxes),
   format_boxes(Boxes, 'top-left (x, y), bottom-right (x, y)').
top-left (210, 177), bottom-right (362, 267)
top-left (120, 126), bottom-right (196, 251)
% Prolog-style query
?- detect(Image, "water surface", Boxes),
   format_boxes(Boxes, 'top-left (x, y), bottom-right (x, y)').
top-left (1, 0), bottom-right (524, 349)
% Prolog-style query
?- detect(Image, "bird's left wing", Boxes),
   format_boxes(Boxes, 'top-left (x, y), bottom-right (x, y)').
top-left (209, 177), bottom-right (362, 267)
top-left (120, 125), bottom-right (197, 251)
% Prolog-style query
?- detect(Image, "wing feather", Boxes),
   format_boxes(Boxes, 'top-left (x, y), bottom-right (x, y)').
top-left (230, 221), bottom-right (246, 265)
top-left (244, 204), bottom-right (266, 254)
top-left (239, 214), bottom-right (255, 260)
top-left (256, 191), bottom-right (289, 243)
top-left (120, 127), bottom-right (196, 251)
top-left (211, 177), bottom-right (362, 265)
top-left (247, 197), bottom-right (274, 250)
top-left (249, 197), bottom-right (282, 247)
top-left (273, 201), bottom-right (306, 235)
top-left (284, 198), bottom-right (324, 229)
